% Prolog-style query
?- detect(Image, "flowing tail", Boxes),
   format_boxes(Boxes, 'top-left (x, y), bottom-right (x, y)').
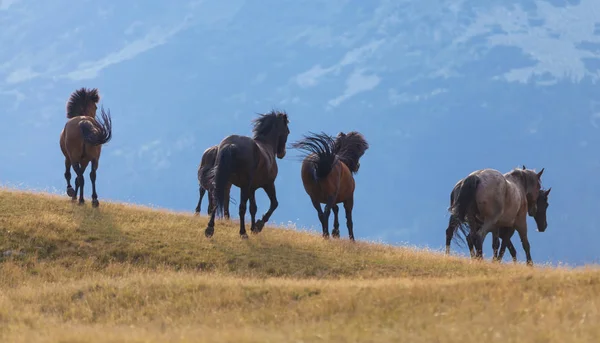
top-left (448, 174), bottom-right (480, 244)
top-left (290, 132), bottom-right (337, 181)
top-left (80, 106), bottom-right (113, 146)
top-left (205, 144), bottom-right (236, 218)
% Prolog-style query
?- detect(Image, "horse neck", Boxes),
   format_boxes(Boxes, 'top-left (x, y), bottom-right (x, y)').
top-left (254, 132), bottom-right (279, 155)
top-left (505, 173), bottom-right (530, 197)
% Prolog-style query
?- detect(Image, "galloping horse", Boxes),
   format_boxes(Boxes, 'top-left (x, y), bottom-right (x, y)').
top-left (445, 177), bottom-right (518, 261)
top-left (194, 145), bottom-right (232, 218)
top-left (449, 167), bottom-right (547, 265)
top-left (290, 131), bottom-right (369, 240)
top-left (202, 110), bottom-right (290, 238)
top-left (59, 87), bottom-right (112, 207)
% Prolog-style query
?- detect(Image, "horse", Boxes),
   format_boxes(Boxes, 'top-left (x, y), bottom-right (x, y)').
top-left (202, 110), bottom-right (290, 238)
top-left (194, 145), bottom-right (232, 218)
top-left (59, 87), bottom-right (112, 207)
top-left (290, 131), bottom-right (369, 240)
top-left (449, 166), bottom-right (546, 265)
top-left (445, 177), bottom-right (518, 262)
top-left (497, 186), bottom-right (551, 261)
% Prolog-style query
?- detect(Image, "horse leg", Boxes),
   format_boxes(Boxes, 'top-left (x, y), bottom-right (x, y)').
top-left (89, 159), bottom-right (100, 208)
top-left (64, 158), bottom-right (76, 199)
top-left (514, 219), bottom-right (533, 266)
top-left (224, 182), bottom-right (232, 219)
top-left (249, 190), bottom-right (258, 232)
top-left (71, 162), bottom-right (87, 205)
top-left (491, 228), bottom-right (500, 262)
top-left (238, 187), bottom-right (250, 239)
top-left (498, 228), bottom-right (517, 263)
top-left (343, 196), bottom-right (355, 241)
top-left (310, 199), bottom-right (327, 237)
top-left (331, 204), bottom-right (340, 238)
top-left (195, 186), bottom-right (205, 215)
top-left (207, 190), bottom-right (213, 216)
top-left (506, 238), bottom-right (518, 263)
top-left (475, 219), bottom-right (498, 260)
top-left (204, 203), bottom-right (217, 238)
top-left (445, 214), bottom-right (459, 255)
top-left (253, 183), bottom-right (278, 233)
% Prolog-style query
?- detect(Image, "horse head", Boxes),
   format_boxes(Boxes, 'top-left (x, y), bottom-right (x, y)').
top-left (275, 112), bottom-right (290, 159)
top-left (251, 110), bottom-right (291, 159)
top-left (533, 187), bottom-right (551, 232)
top-left (517, 167), bottom-right (545, 216)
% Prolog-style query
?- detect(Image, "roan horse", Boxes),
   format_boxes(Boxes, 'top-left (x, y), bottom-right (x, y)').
top-left (202, 110), bottom-right (290, 238)
top-left (446, 177), bottom-right (518, 262)
top-left (290, 131), bottom-right (369, 240)
top-left (194, 145), bottom-right (232, 219)
top-left (449, 167), bottom-right (548, 265)
top-left (60, 87), bottom-right (112, 207)
top-left (446, 171), bottom-right (552, 263)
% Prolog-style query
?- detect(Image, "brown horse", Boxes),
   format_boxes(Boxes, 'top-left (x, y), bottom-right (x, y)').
top-left (202, 110), bottom-right (290, 238)
top-left (497, 186), bottom-right (551, 261)
top-left (290, 131), bottom-right (369, 240)
top-left (59, 87), bottom-right (112, 207)
top-left (449, 167), bottom-right (547, 265)
top-left (194, 145), bottom-right (232, 218)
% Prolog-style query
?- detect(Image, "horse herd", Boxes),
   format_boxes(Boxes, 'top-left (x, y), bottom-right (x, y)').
top-left (59, 87), bottom-right (551, 266)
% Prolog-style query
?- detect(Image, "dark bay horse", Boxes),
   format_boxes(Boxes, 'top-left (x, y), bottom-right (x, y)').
top-left (290, 131), bottom-right (369, 240)
top-left (195, 145), bottom-right (232, 218)
top-left (449, 167), bottom-right (547, 265)
top-left (59, 87), bottom-right (112, 207)
top-left (202, 110), bottom-right (290, 238)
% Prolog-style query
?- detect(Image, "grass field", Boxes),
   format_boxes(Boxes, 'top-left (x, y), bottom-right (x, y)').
top-left (1, 188), bottom-right (599, 342)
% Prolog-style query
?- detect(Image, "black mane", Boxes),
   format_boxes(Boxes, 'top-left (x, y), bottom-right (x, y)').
top-left (252, 110), bottom-right (289, 140)
top-left (66, 87), bottom-right (100, 119)
top-left (290, 132), bottom-right (336, 179)
top-left (334, 131), bottom-right (369, 173)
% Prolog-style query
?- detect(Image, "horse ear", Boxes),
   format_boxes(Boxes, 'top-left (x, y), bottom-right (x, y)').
top-left (546, 187), bottom-right (551, 195)
top-left (522, 165), bottom-right (526, 170)
top-left (537, 168), bottom-right (545, 178)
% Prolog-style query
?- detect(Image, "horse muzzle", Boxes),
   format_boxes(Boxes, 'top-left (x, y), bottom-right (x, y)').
top-left (277, 149), bottom-right (287, 159)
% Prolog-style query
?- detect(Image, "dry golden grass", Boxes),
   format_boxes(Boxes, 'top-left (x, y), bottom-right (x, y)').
top-left (1, 188), bottom-right (599, 342)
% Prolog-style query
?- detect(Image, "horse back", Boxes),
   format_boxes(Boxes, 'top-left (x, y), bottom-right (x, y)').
top-left (217, 135), bottom-right (277, 187)
top-left (474, 169), bottom-right (527, 225)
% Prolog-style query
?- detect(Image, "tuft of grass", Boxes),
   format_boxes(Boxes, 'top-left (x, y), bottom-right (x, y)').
top-left (1, 188), bottom-right (600, 342)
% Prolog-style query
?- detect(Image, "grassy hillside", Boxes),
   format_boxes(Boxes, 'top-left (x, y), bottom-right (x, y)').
top-left (1, 188), bottom-right (599, 342)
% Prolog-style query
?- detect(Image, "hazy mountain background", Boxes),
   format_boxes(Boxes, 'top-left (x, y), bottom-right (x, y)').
top-left (1, 0), bottom-right (599, 266)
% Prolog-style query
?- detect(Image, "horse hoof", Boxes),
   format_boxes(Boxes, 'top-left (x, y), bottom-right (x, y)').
top-left (78, 200), bottom-right (85, 206)
top-left (322, 234), bottom-right (330, 240)
top-left (332, 229), bottom-right (340, 238)
top-left (67, 187), bottom-right (76, 197)
top-left (205, 227), bottom-right (214, 238)
top-left (92, 199), bottom-right (99, 208)
top-left (240, 233), bottom-right (249, 239)
top-left (252, 220), bottom-right (265, 233)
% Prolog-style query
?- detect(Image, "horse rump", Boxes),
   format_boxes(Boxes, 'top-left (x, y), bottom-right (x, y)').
top-left (206, 144), bottom-right (237, 218)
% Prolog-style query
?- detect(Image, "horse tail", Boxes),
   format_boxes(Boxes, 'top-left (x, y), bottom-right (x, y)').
top-left (80, 106), bottom-right (112, 146)
top-left (209, 144), bottom-right (236, 218)
top-left (450, 174), bottom-right (480, 224)
top-left (290, 132), bottom-right (336, 181)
